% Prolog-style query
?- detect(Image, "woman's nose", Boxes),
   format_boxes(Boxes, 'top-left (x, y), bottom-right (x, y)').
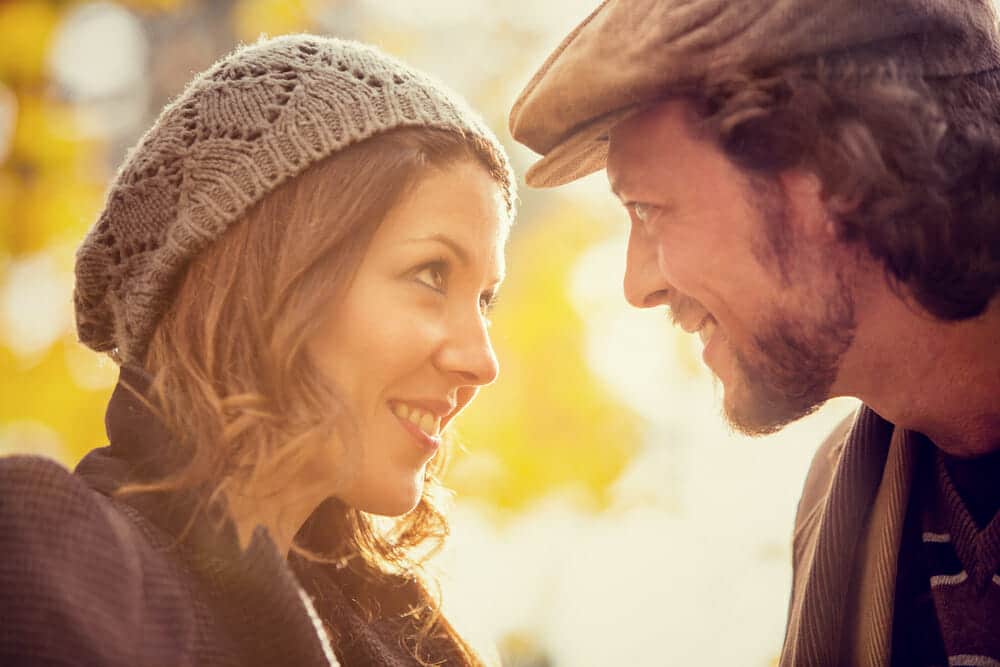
top-left (436, 312), bottom-right (500, 386)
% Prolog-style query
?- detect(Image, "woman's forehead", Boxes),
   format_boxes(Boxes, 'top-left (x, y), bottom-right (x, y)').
top-left (374, 163), bottom-right (508, 248)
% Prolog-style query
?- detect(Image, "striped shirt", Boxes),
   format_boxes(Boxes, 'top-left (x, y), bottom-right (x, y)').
top-left (891, 437), bottom-right (1000, 666)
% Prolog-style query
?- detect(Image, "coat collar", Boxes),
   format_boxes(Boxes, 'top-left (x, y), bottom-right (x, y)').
top-left (781, 406), bottom-right (917, 666)
top-left (76, 366), bottom-right (340, 667)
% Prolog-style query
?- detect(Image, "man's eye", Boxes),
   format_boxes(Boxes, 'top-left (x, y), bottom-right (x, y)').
top-left (629, 202), bottom-right (659, 223)
top-left (413, 262), bottom-right (447, 292)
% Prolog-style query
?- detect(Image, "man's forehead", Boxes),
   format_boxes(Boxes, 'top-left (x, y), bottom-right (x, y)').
top-left (608, 99), bottom-right (708, 194)
top-left (607, 102), bottom-right (678, 194)
top-left (606, 163), bottom-right (635, 202)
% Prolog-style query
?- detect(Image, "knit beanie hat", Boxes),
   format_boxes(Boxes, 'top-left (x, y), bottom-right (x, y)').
top-left (74, 34), bottom-right (515, 365)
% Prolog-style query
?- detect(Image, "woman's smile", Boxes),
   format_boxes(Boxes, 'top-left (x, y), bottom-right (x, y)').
top-left (391, 404), bottom-right (442, 452)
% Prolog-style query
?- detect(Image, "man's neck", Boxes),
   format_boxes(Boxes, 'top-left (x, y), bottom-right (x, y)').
top-left (839, 292), bottom-right (1000, 458)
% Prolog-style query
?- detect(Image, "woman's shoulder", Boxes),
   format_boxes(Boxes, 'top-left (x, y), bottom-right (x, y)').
top-left (0, 454), bottom-right (114, 543)
top-left (1, 453), bottom-right (95, 506)
top-left (0, 454), bottom-right (200, 666)
top-left (0, 454), bottom-right (136, 552)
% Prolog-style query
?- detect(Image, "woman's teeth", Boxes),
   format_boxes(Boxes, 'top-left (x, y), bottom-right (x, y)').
top-left (392, 402), bottom-right (441, 437)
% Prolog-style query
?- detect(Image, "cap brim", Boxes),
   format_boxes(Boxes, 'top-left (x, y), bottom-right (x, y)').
top-left (524, 106), bottom-right (641, 188)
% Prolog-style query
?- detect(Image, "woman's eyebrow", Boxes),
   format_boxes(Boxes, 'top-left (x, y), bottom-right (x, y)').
top-left (407, 233), bottom-right (471, 266)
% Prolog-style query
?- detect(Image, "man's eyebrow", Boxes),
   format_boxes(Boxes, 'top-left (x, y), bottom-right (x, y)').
top-left (608, 177), bottom-right (625, 202)
top-left (608, 174), bottom-right (637, 204)
top-left (407, 233), bottom-right (470, 265)
top-left (608, 179), bottom-right (675, 213)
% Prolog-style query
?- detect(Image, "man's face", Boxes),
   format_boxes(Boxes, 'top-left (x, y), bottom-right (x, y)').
top-left (606, 100), bottom-right (857, 435)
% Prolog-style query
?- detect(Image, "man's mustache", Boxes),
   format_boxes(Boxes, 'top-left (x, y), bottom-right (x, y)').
top-left (666, 294), bottom-right (706, 328)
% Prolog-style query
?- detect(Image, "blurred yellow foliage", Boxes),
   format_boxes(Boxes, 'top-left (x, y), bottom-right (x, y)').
top-left (232, 0), bottom-right (312, 43)
top-left (0, 170), bottom-right (15, 239)
top-left (0, 0), bottom-right (58, 84)
top-left (10, 94), bottom-right (91, 171)
top-left (362, 25), bottom-right (420, 63)
top-left (0, 339), bottom-right (111, 464)
top-left (0, 0), bottom-right (113, 465)
top-left (2, 92), bottom-right (102, 255)
top-left (4, 169), bottom-right (103, 255)
top-left (451, 205), bottom-right (642, 511)
top-left (116, 0), bottom-right (192, 13)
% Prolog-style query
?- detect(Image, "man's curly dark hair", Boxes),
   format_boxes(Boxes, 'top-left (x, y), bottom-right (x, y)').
top-left (689, 60), bottom-right (1000, 321)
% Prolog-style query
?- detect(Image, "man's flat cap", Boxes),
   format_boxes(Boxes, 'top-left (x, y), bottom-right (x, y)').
top-left (509, 0), bottom-right (1000, 188)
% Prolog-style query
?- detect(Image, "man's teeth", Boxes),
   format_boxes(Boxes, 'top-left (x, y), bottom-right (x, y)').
top-left (392, 403), bottom-right (441, 437)
top-left (698, 318), bottom-right (717, 344)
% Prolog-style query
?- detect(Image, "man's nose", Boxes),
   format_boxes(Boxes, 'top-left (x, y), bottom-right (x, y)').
top-left (623, 225), bottom-right (671, 308)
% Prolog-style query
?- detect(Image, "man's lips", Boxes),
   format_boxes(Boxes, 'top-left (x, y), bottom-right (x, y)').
top-left (673, 311), bottom-right (720, 355)
top-left (676, 311), bottom-right (713, 334)
top-left (697, 316), bottom-right (718, 344)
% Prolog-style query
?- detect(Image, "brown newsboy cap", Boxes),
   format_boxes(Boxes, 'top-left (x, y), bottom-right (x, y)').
top-left (510, 0), bottom-right (1000, 188)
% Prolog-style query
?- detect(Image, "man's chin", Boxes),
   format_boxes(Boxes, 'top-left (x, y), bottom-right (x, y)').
top-left (721, 380), bottom-right (825, 437)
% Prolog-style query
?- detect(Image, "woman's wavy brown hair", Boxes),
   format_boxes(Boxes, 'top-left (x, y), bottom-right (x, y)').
top-left (687, 59), bottom-right (1000, 320)
top-left (139, 127), bottom-right (511, 666)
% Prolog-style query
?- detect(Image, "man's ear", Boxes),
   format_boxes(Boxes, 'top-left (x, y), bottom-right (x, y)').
top-left (778, 168), bottom-right (842, 239)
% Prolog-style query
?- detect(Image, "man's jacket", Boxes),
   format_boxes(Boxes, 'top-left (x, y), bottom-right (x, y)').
top-left (781, 406), bottom-right (920, 666)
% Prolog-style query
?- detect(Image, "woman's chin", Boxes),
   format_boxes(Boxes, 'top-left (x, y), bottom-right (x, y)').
top-left (353, 482), bottom-right (424, 518)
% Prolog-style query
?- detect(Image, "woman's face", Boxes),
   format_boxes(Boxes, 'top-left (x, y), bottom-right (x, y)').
top-left (307, 160), bottom-right (508, 516)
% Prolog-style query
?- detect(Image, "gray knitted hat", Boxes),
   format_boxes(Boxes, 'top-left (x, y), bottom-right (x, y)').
top-left (74, 34), bottom-right (515, 365)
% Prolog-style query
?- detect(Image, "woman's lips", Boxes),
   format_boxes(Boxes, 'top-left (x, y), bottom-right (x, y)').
top-left (390, 403), bottom-right (441, 453)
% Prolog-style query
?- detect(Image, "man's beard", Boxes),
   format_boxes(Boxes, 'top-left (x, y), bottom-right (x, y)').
top-left (716, 172), bottom-right (859, 436)
top-left (724, 274), bottom-right (856, 436)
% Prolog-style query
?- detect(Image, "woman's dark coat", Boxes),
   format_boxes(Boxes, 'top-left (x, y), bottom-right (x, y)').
top-left (0, 369), bottom-right (457, 666)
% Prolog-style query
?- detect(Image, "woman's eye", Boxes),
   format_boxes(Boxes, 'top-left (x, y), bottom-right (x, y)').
top-left (479, 291), bottom-right (497, 314)
top-left (413, 262), bottom-right (447, 292)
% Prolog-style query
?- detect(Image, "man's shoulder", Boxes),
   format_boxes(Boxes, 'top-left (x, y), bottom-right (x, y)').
top-left (804, 412), bottom-right (856, 501)
top-left (792, 410), bottom-right (858, 541)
